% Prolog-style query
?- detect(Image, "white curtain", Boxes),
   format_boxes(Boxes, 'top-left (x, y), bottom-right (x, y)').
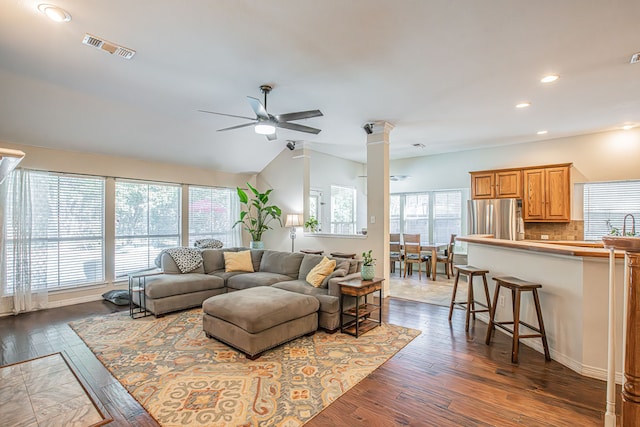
top-left (0, 169), bottom-right (48, 314)
top-left (229, 195), bottom-right (242, 247)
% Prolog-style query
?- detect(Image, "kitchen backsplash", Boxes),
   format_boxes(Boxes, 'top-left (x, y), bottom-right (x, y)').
top-left (524, 220), bottom-right (584, 241)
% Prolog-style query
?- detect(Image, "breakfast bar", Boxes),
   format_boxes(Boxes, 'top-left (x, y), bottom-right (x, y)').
top-left (457, 235), bottom-right (626, 381)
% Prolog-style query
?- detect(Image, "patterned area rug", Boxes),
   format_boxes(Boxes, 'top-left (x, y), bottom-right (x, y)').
top-left (70, 309), bottom-right (420, 426)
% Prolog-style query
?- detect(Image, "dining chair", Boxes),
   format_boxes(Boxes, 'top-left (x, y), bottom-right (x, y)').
top-left (389, 233), bottom-right (402, 274)
top-left (436, 234), bottom-right (457, 279)
top-left (403, 233), bottom-right (430, 279)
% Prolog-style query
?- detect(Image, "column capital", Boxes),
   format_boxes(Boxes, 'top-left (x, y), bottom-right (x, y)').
top-left (366, 121), bottom-right (395, 144)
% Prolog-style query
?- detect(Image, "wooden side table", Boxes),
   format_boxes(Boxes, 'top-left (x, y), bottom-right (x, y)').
top-left (339, 277), bottom-right (384, 337)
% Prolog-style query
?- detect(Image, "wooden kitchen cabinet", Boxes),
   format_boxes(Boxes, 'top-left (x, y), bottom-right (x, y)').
top-left (471, 169), bottom-right (521, 199)
top-left (523, 165), bottom-right (571, 222)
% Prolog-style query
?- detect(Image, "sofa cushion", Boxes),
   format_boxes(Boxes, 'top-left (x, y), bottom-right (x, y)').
top-left (226, 272), bottom-right (293, 290)
top-left (298, 254), bottom-right (324, 279)
top-left (145, 273), bottom-right (224, 299)
top-left (224, 250), bottom-right (254, 272)
top-left (202, 287), bottom-right (319, 333)
top-left (259, 250), bottom-right (304, 278)
top-left (272, 280), bottom-right (340, 314)
top-left (306, 257), bottom-right (336, 287)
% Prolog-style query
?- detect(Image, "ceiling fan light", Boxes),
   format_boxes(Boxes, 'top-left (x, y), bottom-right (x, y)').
top-left (255, 123), bottom-right (276, 135)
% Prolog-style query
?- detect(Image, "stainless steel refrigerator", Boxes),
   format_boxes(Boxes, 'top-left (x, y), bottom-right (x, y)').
top-left (467, 198), bottom-right (524, 240)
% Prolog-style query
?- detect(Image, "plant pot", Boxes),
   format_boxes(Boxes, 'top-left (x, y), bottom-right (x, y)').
top-left (361, 265), bottom-right (375, 280)
top-left (250, 241), bottom-right (265, 250)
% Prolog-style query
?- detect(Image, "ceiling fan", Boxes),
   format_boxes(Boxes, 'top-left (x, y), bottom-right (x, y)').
top-left (198, 85), bottom-right (323, 141)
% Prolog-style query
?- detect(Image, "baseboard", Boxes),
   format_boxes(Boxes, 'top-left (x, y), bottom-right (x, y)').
top-left (48, 294), bottom-right (104, 308)
top-left (581, 364), bottom-right (623, 384)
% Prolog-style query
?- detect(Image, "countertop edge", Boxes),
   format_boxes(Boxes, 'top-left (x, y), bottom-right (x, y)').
top-left (457, 235), bottom-right (623, 258)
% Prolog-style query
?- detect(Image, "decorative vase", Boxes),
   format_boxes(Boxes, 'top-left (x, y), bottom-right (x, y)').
top-left (361, 265), bottom-right (375, 280)
top-left (250, 241), bottom-right (265, 250)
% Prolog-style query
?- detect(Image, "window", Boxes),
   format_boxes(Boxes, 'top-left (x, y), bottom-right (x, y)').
top-left (404, 193), bottom-right (430, 235)
top-left (115, 180), bottom-right (181, 278)
top-left (390, 194), bottom-right (401, 233)
top-left (391, 190), bottom-right (463, 243)
top-left (330, 185), bottom-right (356, 234)
top-left (189, 186), bottom-right (241, 247)
top-left (584, 180), bottom-right (640, 240)
top-left (4, 172), bottom-right (105, 291)
top-left (433, 191), bottom-right (463, 243)
top-left (309, 188), bottom-right (323, 231)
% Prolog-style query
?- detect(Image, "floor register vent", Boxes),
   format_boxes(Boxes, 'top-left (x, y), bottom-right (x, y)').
top-left (82, 34), bottom-right (136, 60)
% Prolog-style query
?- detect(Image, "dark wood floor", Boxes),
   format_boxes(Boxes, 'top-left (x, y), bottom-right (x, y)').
top-left (0, 298), bottom-right (617, 426)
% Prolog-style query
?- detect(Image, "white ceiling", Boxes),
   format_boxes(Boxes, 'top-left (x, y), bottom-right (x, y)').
top-left (0, 1), bottom-right (638, 174)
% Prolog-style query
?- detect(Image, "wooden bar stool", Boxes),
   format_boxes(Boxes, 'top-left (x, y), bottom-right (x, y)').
top-left (448, 265), bottom-right (492, 331)
top-left (485, 276), bottom-right (551, 363)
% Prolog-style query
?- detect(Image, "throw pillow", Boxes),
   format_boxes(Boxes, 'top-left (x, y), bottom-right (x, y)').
top-left (194, 238), bottom-right (223, 249)
top-left (224, 250), bottom-right (255, 273)
top-left (306, 257), bottom-right (337, 287)
top-left (102, 290), bottom-right (130, 306)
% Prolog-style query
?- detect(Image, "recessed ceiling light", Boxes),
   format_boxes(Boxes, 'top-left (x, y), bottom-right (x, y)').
top-left (38, 4), bottom-right (71, 22)
top-left (515, 102), bottom-right (531, 109)
top-left (622, 124), bottom-right (635, 130)
top-left (537, 130), bottom-right (548, 135)
top-left (541, 74), bottom-right (559, 83)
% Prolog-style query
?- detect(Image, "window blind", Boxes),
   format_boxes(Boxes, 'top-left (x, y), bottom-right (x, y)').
top-left (433, 191), bottom-right (462, 243)
top-left (115, 180), bottom-right (181, 277)
top-left (188, 186), bottom-right (240, 247)
top-left (584, 180), bottom-right (640, 240)
top-left (4, 172), bottom-right (105, 291)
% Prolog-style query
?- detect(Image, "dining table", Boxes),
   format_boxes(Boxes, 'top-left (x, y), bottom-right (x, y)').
top-left (420, 242), bottom-right (449, 280)
top-left (401, 241), bottom-right (449, 281)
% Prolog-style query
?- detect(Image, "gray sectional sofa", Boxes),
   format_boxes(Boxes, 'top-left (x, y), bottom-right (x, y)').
top-left (139, 248), bottom-right (362, 331)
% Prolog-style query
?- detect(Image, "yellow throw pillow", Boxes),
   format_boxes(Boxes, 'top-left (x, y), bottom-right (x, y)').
top-left (306, 257), bottom-right (337, 287)
top-left (224, 250), bottom-right (254, 273)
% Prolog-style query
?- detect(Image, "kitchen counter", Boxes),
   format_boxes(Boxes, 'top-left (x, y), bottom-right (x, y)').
top-left (459, 234), bottom-right (625, 381)
top-left (457, 235), bottom-right (623, 258)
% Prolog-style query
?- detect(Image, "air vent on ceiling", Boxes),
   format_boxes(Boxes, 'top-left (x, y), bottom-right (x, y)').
top-left (82, 34), bottom-right (136, 60)
top-left (631, 52), bottom-right (640, 64)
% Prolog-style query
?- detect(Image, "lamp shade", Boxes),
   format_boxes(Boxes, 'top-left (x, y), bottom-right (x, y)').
top-left (284, 213), bottom-right (304, 227)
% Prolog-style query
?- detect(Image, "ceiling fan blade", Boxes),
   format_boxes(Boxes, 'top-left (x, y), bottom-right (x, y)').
top-left (266, 132), bottom-right (277, 141)
top-left (198, 109), bottom-right (256, 121)
top-left (275, 110), bottom-right (323, 122)
top-left (276, 121), bottom-right (322, 135)
top-left (246, 96), bottom-right (270, 120)
top-left (217, 122), bottom-right (256, 132)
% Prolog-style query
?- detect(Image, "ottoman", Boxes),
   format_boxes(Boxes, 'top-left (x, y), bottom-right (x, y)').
top-left (202, 287), bottom-right (320, 359)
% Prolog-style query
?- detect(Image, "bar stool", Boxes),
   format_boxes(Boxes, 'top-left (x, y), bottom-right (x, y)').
top-left (485, 276), bottom-right (551, 363)
top-left (448, 265), bottom-right (492, 331)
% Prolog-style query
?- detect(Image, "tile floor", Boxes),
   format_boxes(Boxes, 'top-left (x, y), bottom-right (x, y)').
top-left (0, 353), bottom-right (107, 426)
top-left (389, 269), bottom-right (468, 307)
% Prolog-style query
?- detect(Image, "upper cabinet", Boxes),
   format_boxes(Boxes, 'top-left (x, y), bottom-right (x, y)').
top-left (471, 169), bottom-right (522, 199)
top-left (523, 165), bottom-right (571, 222)
top-left (471, 163), bottom-right (571, 222)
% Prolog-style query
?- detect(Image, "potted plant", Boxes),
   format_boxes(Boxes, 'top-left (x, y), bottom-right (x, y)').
top-left (361, 249), bottom-right (376, 280)
top-left (234, 183), bottom-right (282, 249)
top-left (304, 216), bottom-right (319, 232)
